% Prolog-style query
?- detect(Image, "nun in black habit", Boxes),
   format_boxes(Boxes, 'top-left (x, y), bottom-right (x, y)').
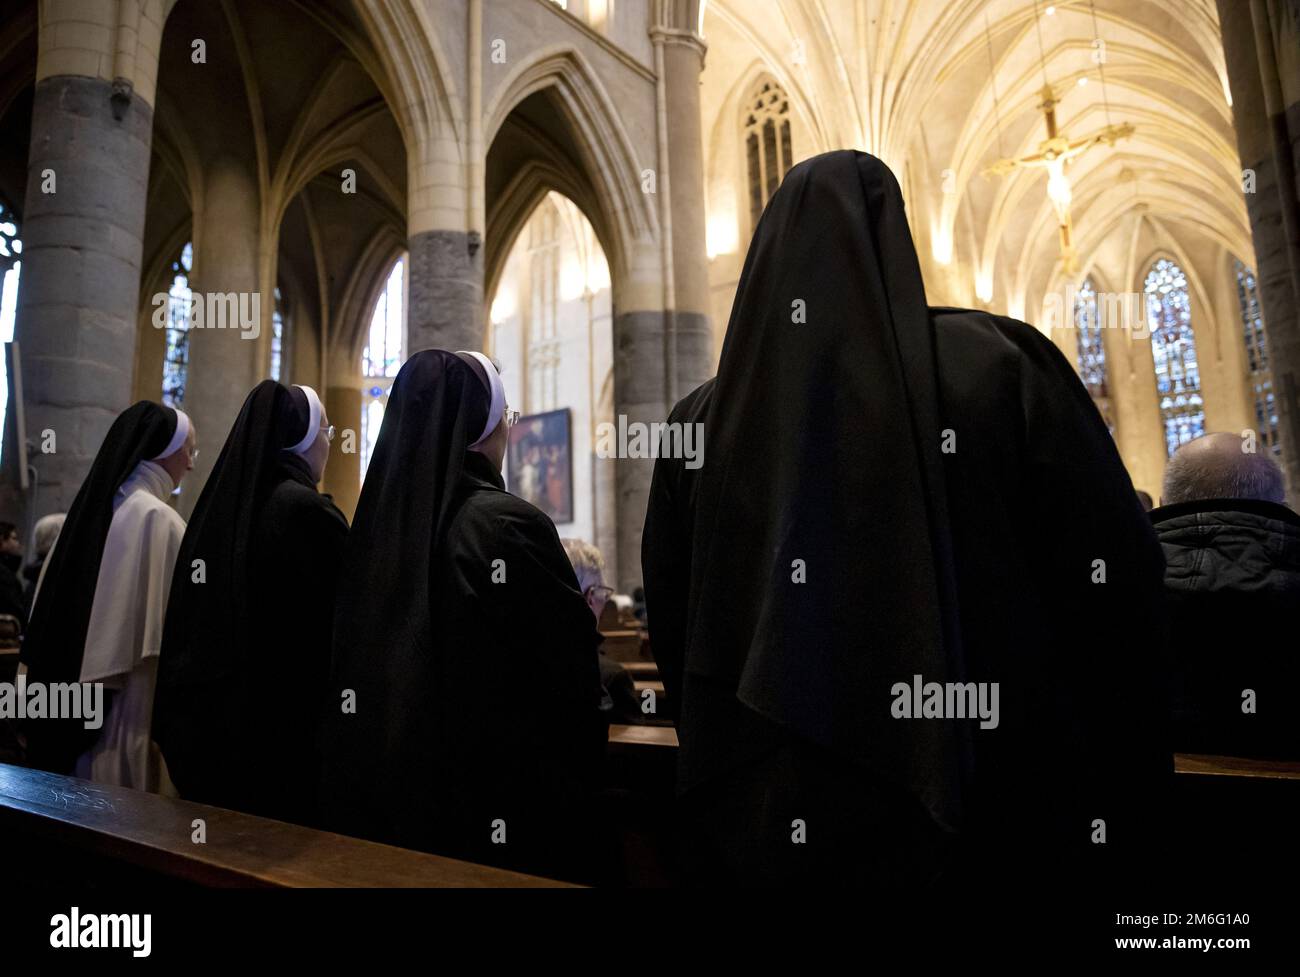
top-left (642, 150), bottom-right (1169, 891)
top-left (321, 350), bottom-right (605, 882)
top-left (154, 381), bottom-right (347, 826)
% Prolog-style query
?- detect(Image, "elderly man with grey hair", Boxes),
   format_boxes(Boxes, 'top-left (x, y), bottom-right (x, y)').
top-left (1151, 432), bottom-right (1299, 759)
top-left (561, 538), bottom-right (613, 619)
top-left (561, 538), bottom-right (643, 725)
top-left (22, 512), bottom-right (67, 620)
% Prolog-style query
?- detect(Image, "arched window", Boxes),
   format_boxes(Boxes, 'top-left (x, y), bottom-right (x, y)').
top-left (528, 199), bottom-right (561, 412)
top-left (1145, 257), bottom-right (1204, 457)
top-left (162, 242), bottom-right (194, 408)
top-left (1073, 277), bottom-right (1113, 432)
top-left (0, 198), bottom-right (22, 465)
top-left (1234, 260), bottom-right (1279, 456)
top-left (269, 285), bottom-right (285, 382)
top-left (360, 257), bottom-right (405, 482)
top-left (744, 78), bottom-right (793, 231)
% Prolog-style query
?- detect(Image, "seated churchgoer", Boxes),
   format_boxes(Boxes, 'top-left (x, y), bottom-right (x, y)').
top-left (0, 521), bottom-right (26, 629)
top-left (154, 381), bottom-right (348, 826)
top-left (561, 538), bottom-right (640, 724)
top-left (322, 350), bottom-right (605, 883)
top-left (1151, 432), bottom-right (1300, 758)
top-left (21, 402), bottom-right (194, 789)
top-left (23, 513), bottom-right (66, 620)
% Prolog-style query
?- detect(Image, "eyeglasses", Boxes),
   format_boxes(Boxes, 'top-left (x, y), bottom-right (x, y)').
top-left (585, 585), bottom-right (614, 603)
top-left (323, 424), bottom-right (336, 442)
top-left (504, 408), bottom-right (520, 428)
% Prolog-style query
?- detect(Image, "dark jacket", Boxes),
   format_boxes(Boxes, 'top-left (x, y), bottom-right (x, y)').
top-left (0, 553), bottom-right (26, 630)
top-left (22, 558), bottom-right (46, 622)
top-left (1151, 498), bottom-right (1300, 759)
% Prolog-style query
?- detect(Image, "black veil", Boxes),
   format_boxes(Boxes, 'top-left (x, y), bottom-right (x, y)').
top-left (683, 150), bottom-right (969, 830)
top-left (321, 349), bottom-right (491, 837)
top-left (153, 380), bottom-right (313, 758)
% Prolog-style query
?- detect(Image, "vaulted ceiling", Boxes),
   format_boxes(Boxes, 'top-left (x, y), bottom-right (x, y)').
top-left (699, 0), bottom-right (1245, 321)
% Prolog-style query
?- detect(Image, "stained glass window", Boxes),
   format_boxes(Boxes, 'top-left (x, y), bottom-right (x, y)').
top-left (363, 259), bottom-right (404, 378)
top-left (0, 199), bottom-right (22, 465)
top-left (162, 242), bottom-right (193, 408)
top-left (1145, 257), bottom-right (1204, 457)
top-left (1234, 260), bottom-right (1279, 456)
top-left (360, 391), bottom-right (386, 479)
top-left (270, 285), bottom-right (285, 382)
top-left (1073, 277), bottom-right (1113, 432)
top-left (360, 258), bottom-right (405, 484)
top-left (745, 79), bottom-right (793, 231)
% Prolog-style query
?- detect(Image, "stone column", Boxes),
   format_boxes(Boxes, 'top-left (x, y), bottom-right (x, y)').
top-left (13, 0), bottom-right (166, 516)
top-left (657, 27), bottom-right (714, 399)
top-left (406, 28), bottom-right (485, 359)
top-left (610, 309), bottom-right (666, 593)
top-left (324, 382), bottom-right (362, 520)
top-left (178, 156), bottom-right (261, 515)
top-left (1218, 0), bottom-right (1300, 495)
top-left (407, 229), bottom-right (484, 354)
top-left (608, 239), bottom-right (669, 592)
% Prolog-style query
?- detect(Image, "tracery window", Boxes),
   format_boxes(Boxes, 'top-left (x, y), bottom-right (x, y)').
top-left (744, 78), bottom-right (794, 231)
top-left (1234, 260), bottom-right (1279, 456)
top-left (1145, 258), bottom-right (1204, 457)
top-left (162, 242), bottom-right (194, 408)
top-left (360, 257), bottom-right (405, 482)
top-left (1074, 277), bottom-right (1113, 432)
top-left (0, 199), bottom-right (22, 464)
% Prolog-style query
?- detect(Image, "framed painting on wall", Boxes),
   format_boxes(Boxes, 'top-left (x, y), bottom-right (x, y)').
top-left (506, 407), bottom-right (573, 524)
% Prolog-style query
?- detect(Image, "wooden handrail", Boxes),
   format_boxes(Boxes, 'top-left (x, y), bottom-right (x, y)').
top-left (1173, 753), bottom-right (1300, 780)
top-left (0, 763), bottom-right (574, 888)
top-left (600, 733), bottom-right (1300, 782)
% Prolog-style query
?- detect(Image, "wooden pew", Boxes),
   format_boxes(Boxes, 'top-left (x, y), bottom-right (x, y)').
top-left (607, 723), bottom-right (678, 751)
top-left (0, 762), bottom-right (574, 888)
top-left (1173, 752), bottom-right (1300, 780)
top-left (1167, 751), bottom-right (1300, 892)
top-left (619, 661), bottom-right (659, 680)
top-left (598, 629), bottom-right (646, 662)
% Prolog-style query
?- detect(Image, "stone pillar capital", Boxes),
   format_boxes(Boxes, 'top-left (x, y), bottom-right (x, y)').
top-left (649, 26), bottom-right (707, 65)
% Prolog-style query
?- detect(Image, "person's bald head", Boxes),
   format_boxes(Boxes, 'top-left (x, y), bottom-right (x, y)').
top-left (1162, 432), bottom-right (1286, 506)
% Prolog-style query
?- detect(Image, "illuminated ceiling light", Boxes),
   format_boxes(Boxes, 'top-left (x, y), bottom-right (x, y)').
top-left (975, 269), bottom-right (994, 303)
top-left (1077, 76), bottom-right (1089, 87)
top-left (1045, 5), bottom-right (1056, 14)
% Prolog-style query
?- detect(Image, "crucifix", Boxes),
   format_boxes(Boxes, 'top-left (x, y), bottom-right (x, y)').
top-left (985, 84), bottom-right (1133, 274)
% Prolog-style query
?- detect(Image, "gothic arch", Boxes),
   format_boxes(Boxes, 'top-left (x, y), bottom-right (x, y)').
top-left (485, 44), bottom-right (659, 293)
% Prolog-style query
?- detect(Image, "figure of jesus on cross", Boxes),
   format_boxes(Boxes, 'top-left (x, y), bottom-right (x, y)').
top-left (985, 83), bottom-right (1134, 274)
